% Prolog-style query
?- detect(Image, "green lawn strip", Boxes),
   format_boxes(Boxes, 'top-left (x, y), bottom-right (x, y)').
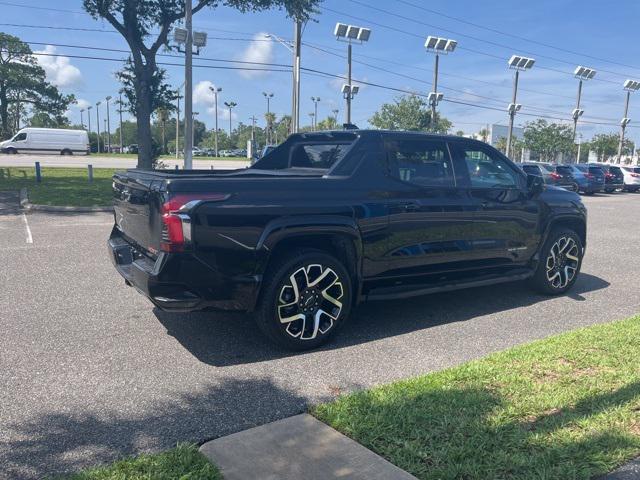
top-left (313, 317), bottom-right (640, 480)
top-left (97, 153), bottom-right (248, 161)
top-left (0, 167), bottom-right (116, 207)
top-left (59, 444), bottom-right (222, 480)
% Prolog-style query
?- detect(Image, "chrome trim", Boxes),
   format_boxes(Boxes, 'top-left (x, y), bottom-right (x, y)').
top-left (177, 213), bottom-right (193, 244)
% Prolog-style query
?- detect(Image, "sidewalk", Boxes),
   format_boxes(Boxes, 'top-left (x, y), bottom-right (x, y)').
top-left (200, 414), bottom-right (417, 480)
top-left (600, 458), bottom-right (640, 479)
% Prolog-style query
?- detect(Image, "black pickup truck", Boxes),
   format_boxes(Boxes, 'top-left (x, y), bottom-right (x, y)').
top-left (108, 130), bottom-right (587, 350)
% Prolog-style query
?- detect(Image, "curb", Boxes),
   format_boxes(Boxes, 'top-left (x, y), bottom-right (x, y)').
top-left (20, 188), bottom-right (113, 213)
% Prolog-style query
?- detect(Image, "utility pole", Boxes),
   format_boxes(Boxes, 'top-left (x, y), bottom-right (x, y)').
top-left (618, 90), bottom-right (632, 163)
top-left (118, 92), bottom-right (124, 153)
top-left (249, 115), bottom-right (257, 151)
top-left (293, 19), bottom-right (302, 133)
top-left (175, 92), bottom-right (181, 159)
top-left (183, 0), bottom-right (194, 169)
top-left (332, 109), bottom-right (339, 127)
top-left (346, 42), bottom-right (352, 124)
top-left (209, 86), bottom-right (222, 156)
top-left (80, 109), bottom-right (85, 129)
top-left (431, 53), bottom-right (439, 131)
top-left (96, 101), bottom-right (101, 154)
top-left (572, 79), bottom-right (583, 142)
top-left (105, 96), bottom-right (112, 153)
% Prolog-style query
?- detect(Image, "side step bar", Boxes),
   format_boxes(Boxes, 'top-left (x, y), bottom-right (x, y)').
top-left (364, 270), bottom-right (534, 302)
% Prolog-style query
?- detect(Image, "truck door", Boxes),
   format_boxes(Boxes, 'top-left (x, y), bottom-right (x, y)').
top-left (383, 136), bottom-right (477, 279)
top-left (448, 140), bottom-right (540, 268)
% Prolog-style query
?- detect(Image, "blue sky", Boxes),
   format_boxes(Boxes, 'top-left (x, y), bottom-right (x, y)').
top-left (2, 0), bottom-right (640, 143)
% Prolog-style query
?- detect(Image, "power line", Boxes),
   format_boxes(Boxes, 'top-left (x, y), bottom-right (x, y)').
top-left (392, 0), bottom-right (640, 73)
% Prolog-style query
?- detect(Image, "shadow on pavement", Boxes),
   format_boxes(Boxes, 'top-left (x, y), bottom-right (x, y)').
top-left (3, 377), bottom-right (316, 480)
top-left (154, 272), bottom-right (610, 367)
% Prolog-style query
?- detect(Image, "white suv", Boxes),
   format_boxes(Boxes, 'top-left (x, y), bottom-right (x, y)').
top-left (621, 166), bottom-right (640, 192)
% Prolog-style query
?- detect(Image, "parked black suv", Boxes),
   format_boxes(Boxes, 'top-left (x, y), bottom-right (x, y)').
top-left (109, 131), bottom-right (587, 350)
top-left (590, 163), bottom-right (624, 193)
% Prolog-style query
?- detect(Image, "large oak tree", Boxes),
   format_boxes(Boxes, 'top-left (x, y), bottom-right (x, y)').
top-left (83, 0), bottom-right (321, 169)
top-left (0, 33), bottom-right (75, 139)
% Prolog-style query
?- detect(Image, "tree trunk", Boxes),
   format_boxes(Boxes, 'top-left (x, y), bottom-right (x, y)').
top-left (135, 66), bottom-right (154, 170)
top-left (0, 83), bottom-right (8, 138)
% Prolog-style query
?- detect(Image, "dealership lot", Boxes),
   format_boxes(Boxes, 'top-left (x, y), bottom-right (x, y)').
top-left (1, 193), bottom-right (640, 479)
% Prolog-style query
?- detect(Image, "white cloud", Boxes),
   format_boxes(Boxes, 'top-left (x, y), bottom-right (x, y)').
top-left (35, 45), bottom-right (83, 89)
top-left (193, 80), bottom-right (237, 120)
top-left (236, 32), bottom-right (274, 79)
top-left (75, 99), bottom-right (91, 110)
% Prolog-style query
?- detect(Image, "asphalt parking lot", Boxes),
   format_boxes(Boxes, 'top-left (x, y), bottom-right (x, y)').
top-left (1, 192), bottom-right (640, 479)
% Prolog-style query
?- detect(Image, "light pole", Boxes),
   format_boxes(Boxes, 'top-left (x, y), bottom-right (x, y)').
top-left (618, 79), bottom-right (640, 163)
top-left (209, 86), bottom-right (222, 156)
top-left (173, 10), bottom-right (208, 169)
top-left (192, 111), bottom-right (198, 150)
top-left (105, 95), bottom-right (112, 153)
top-left (80, 109), bottom-right (85, 129)
top-left (506, 55), bottom-right (535, 160)
top-left (424, 36), bottom-right (457, 132)
top-left (576, 133), bottom-right (583, 164)
top-left (224, 101), bottom-right (237, 140)
top-left (117, 91), bottom-right (124, 153)
top-left (263, 92), bottom-right (273, 144)
top-left (87, 106), bottom-right (92, 151)
top-left (249, 115), bottom-right (257, 150)
top-left (95, 101), bottom-right (101, 154)
top-left (332, 109), bottom-right (339, 127)
top-left (334, 23), bottom-right (371, 125)
top-left (311, 96), bottom-right (320, 130)
top-left (309, 112), bottom-right (315, 129)
top-left (265, 29), bottom-right (300, 134)
top-left (572, 66), bottom-right (596, 146)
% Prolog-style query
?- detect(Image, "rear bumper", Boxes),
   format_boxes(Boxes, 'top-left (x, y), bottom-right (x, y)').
top-left (108, 230), bottom-right (261, 312)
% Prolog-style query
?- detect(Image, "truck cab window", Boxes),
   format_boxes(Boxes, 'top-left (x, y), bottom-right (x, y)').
top-left (386, 139), bottom-right (454, 187)
top-left (459, 146), bottom-right (519, 189)
top-left (291, 144), bottom-right (350, 169)
top-left (13, 133), bottom-right (27, 142)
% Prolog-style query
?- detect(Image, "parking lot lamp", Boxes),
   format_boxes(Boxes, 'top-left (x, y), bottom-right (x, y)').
top-left (263, 92), bottom-right (274, 143)
top-left (224, 101), bottom-right (237, 140)
top-left (572, 66), bottom-right (596, 142)
top-left (618, 80), bottom-right (640, 163)
top-left (506, 55), bottom-right (535, 160)
top-left (80, 109), bottom-right (85, 129)
top-left (334, 23), bottom-right (371, 125)
top-left (117, 91), bottom-right (124, 154)
top-left (95, 101), bottom-right (101, 154)
top-left (87, 106), bottom-right (92, 144)
top-left (209, 86), bottom-right (222, 156)
top-left (424, 36), bottom-right (457, 132)
top-left (311, 97), bottom-right (320, 130)
top-left (105, 96), bottom-right (112, 153)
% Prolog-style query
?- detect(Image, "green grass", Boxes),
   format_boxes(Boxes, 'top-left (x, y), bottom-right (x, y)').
top-left (60, 444), bottom-right (222, 480)
top-left (96, 153), bottom-right (248, 161)
top-left (0, 167), bottom-right (116, 207)
top-left (313, 316), bottom-right (640, 480)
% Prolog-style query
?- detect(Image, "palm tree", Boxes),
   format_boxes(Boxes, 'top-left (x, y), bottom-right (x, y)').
top-left (478, 128), bottom-right (489, 143)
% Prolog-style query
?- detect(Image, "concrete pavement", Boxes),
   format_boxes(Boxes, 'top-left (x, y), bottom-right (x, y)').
top-left (1, 192), bottom-right (640, 478)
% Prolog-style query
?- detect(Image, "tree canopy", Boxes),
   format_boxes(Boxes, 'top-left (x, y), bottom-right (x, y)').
top-left (0, 33), bottom-right (75, 138)
top-left (523, 119), bottom-right (574, 162)
top-left (589, 132), bottom-right (633, 161)
top-left (83, 0), bottom-right (322, 169)
top-left (369, 95), bottom-right (452, 133)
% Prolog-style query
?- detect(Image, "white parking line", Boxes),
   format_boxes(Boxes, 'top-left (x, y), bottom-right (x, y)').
top-left (21, 214), bottom-right (33, 244)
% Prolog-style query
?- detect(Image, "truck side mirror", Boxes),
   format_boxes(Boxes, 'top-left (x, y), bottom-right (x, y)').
top-left (527, 174), bottom-right (544, 197)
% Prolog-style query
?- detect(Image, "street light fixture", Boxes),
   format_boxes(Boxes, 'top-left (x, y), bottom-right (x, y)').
top-left (209, 86), bottom-right (222, 156)
top-left (571, 66), bottom-right (597, 144)
top-left (263, 92), bottom-right (274, 143)
top-left (265, 32), bottom-right (300, 135)
top-left (311, 96), bottom-right (320, 131)
top-left (618, 79), bottom-right (640, 162)
top-left (424, 36), bottom-right (457, 132)
top-left (105, 95), bottom-right (112, 153)
top-left (505, 54), bottom-right (535, 159)
top-left (335, 22), bottom-right (371, 125)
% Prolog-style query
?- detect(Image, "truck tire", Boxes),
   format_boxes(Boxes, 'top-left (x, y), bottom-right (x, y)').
top-left (529, 228), bottom-right (583, 295)
top-left (5, 147), bottom-right (17, 155)
top-left (255, 249), bottom-right (352, 350)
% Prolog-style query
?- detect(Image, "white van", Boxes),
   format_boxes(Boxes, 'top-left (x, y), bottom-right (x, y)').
top-left (0, 128), bottom-right (90, 155)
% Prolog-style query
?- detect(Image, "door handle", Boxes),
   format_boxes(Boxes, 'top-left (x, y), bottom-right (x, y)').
top-left (480, 201), bottom-right (490, 209)
top-left (401, 202), bottom-right (420, 212)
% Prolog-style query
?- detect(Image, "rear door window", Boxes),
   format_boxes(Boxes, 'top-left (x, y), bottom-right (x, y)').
top-left (385, 138), bottom-right (454, 187)
top-left (455, 144), bottom-right (521, 189)
top-left (290, 143), bottom-right (350, 169)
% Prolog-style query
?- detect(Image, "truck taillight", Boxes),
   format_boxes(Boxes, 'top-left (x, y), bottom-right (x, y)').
top-left (160, 193), bottom-right (229, 252)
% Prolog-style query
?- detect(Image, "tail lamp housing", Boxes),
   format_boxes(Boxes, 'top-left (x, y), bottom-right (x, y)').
top-left (160, 193), bottom-right (229, 252)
